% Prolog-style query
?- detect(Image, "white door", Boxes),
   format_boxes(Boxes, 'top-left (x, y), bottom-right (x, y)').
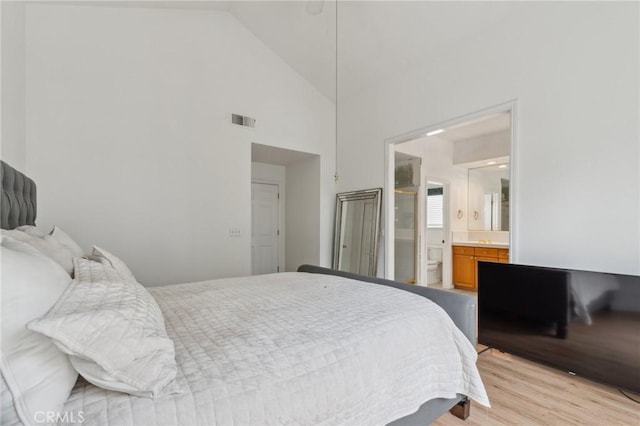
top-left (251, 182), bottom-right (280, 275)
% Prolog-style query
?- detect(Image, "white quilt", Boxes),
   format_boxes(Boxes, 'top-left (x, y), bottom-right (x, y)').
top-left (62, 272), bottom-right (489, 425)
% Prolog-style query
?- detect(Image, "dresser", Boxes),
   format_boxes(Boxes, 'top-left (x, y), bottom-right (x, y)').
top-left (452, 245), bottom-right (509, 291)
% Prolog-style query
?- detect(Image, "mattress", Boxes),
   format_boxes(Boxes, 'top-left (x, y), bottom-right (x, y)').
top-left (62, 272), bottom-right (488, 425)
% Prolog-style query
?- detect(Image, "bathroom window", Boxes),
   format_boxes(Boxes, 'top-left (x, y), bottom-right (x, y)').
top-left (427, 188), bottom-right (443, 228)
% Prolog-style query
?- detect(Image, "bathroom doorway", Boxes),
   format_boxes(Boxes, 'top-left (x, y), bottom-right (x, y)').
top-left (425, 178), bottom-right (451, 287)
top-left (384, 101), bottom-right (516, 286)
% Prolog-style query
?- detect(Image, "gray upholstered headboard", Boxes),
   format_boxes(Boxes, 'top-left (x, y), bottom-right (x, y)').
top-left (1, 160), bottom-right (37, 230)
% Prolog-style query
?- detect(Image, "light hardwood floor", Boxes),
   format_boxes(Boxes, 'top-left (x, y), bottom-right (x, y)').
top-left (433, 349), bottom-right (640, 425)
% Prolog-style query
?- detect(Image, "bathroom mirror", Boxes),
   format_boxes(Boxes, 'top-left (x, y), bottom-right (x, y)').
top-left (333, 188), bottom-right (382, 276)
top-left (468, 163), bottom-right (510, 231)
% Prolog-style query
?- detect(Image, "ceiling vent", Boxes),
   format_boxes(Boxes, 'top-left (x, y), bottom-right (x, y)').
top-left (231, 114), bottom-right (256, 128)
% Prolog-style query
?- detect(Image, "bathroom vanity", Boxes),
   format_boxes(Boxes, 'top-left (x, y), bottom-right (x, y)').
top-left (453, 158), bottom-right (511, 291)
top-left (452, 243), bottom-right (509, 291)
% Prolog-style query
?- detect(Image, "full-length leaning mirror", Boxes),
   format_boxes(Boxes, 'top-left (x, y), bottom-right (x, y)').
top-left (333, 188), bottom-right (382, 276)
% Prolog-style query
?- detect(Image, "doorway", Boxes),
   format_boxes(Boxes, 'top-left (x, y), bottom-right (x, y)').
top-left (251, 143), bottom-right (321, 273)
top-left (385, 101), bottom-right (516, 286)
top-left (425, 178), bottom-right (450, 287)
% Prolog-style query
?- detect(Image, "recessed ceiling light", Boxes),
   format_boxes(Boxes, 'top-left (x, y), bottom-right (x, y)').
top-left (487, 161), bottom-right (497, 165)
top-left (498, 164), bottom-right (507, 169)
top-left (426, 129), bottom-right (444, 136)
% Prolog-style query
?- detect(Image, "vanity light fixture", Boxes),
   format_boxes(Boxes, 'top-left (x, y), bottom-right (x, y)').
top-left (487, 161), bottom-right (497, 165)
top-left (426, 129), bottom-right (444, 136)
top-left (498, 164), bottom-right (507, 169)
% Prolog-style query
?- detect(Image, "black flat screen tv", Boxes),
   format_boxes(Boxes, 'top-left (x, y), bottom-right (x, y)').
top-left (478, 261), bottom-right (640, 393)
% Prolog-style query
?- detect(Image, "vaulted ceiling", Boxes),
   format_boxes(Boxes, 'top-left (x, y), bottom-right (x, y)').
top-left (73, 1), bottom-right (518, 102)
top-left (232, 1), bottom-right (517, 102)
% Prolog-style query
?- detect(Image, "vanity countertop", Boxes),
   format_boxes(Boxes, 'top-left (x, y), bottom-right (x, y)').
top-left (452, 241), bottom-right (510, 249)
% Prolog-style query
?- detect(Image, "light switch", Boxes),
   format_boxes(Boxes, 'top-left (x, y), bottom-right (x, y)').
top-left (229, 228), bottom-right (242, 237)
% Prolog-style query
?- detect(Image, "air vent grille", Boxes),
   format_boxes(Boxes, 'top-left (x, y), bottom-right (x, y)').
top-left (231, 114), bottom-right (256, 128)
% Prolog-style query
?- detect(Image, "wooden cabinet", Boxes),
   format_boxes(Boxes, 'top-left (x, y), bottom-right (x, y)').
top-left (453, 245), bottom-right (509, 291)
top-left (453, 250), bottom-right (476, 290)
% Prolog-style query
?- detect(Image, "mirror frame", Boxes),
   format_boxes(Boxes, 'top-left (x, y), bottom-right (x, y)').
top-left (333, 188), bottom-right (383, 276)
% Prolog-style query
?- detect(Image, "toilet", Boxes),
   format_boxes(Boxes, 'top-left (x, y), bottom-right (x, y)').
top-left (426, 260), bottom-right (442, 285)
top-left (426, 247), bottom-right (443, 285)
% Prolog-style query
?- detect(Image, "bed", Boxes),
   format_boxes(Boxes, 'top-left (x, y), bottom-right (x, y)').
top-left (1, 160), bottom-right (489, 426)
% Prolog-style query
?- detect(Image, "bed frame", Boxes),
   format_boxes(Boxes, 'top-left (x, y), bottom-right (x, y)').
top-left (1, 160), bottom-right (476, 425)
top-left (1, 160), bottom-right (37, 230)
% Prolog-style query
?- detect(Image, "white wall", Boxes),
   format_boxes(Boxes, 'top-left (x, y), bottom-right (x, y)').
top-left (23, 4), bottom-right (335, 285)
top-left (285, 156), bottom-right (321, 271)
top-left (1, 1), bottom-right (26, 170)
top-left (338, 2), bottom-right (639, 275)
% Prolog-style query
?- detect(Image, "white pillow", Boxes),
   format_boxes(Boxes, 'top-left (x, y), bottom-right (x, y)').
top-left (1, 226), bottom-right (74, 275)
top-left (14, 225), bottom-right (47, 238)
top-left (28, 258), bottom-right (179, 398)
top-left (49, 226), bottom-right (85, 258)
top-left (0, 236), bottom-right (78, 426)
top-left (89, 246), bottom-right (137, 282)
